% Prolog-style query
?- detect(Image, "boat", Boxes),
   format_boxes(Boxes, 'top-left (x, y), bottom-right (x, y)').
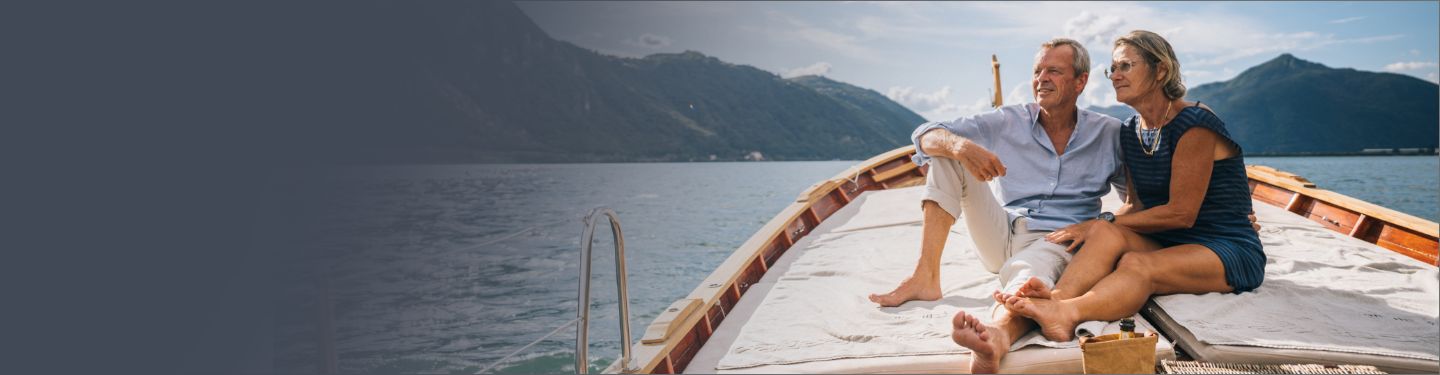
top-left (604, 145), bottom-right (1436, 373)
top-left (605, 57), bottom-right (1438, 374)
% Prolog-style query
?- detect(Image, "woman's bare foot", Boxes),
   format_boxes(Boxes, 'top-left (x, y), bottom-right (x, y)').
top-left (1004, 297), bottom-right (1081, 341)
top-left (1015, 277), bottom-right (1052, 299)
top-left (951, 310), bottom-right (1010, 374)
top-left (868, 275), bottom-right (940, 307)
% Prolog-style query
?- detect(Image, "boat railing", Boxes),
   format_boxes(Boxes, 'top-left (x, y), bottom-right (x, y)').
top-left (575, 207), bottom-right (634, 374)
top-left (473, 207), bottom-right (635, 374)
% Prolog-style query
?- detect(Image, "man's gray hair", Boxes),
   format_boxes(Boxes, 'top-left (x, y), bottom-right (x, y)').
top-left (1038, 38), bottom-right (1091, 78)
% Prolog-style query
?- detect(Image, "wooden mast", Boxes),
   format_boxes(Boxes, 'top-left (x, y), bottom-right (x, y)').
top-left (991, 54), bottom-right (1003, 108)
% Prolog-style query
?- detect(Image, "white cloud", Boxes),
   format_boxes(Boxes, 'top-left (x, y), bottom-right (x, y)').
top-left (885, 86), bottom-right (992, 121)
top-left (1005, 82), bottom-right (1032, 107)
top-left (1063, 11), bottom-right (1127, 47)
top-left (623, 33), bottom-right (672, 49)
top-left (763, 11), bottom-right (884, 63)
top-left (1187, 32), bottom-right (1404, 67)
top-left (1384, 61), bottom-right (1439, 72)
top-left (1329, 16), bottom-right (1365, 24)
top-left (1082, 63), bottom-right (1119, 108)
top-left (782, 62), bottom-right (833, 78)
top-left (1384, 61), bottom-right (1440, 83)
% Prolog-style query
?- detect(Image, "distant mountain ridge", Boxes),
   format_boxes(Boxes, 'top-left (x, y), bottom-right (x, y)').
top-left (411, 1), bottom-right (924, 162)
top-left (1089, 54), bottom-right (1438, 154)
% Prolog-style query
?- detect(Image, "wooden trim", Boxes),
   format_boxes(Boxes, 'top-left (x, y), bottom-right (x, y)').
top-left (1246, 165), bottom-right (1439, 266)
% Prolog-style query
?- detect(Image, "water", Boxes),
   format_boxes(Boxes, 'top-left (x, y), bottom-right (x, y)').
top-left (270, 156), bottom-right (1435, 374)
top-left (1246, 156), bottom-right (1438, 222)
top-left (270, 161), bottom-right (855, 374)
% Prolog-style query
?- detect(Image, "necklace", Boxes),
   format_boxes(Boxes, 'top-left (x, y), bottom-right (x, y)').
top-left (1137, 100), bottom-right (1173, 156)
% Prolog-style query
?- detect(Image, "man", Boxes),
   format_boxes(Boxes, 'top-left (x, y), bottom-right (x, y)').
top-left (866, 38), bottom-right (1125, 373)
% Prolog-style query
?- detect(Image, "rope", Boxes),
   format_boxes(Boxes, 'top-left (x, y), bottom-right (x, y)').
top-left (477, 316), bottom-right (582, 374)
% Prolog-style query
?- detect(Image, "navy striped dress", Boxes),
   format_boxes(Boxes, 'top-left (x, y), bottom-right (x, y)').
top-left (1121, 104), bottom-right (1266, 293)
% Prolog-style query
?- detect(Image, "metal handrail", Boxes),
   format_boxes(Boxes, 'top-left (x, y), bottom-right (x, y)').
top-left (576, 207), bottom-right (633, 374)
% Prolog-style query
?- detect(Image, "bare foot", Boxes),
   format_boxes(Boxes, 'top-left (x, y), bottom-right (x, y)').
top-left (1015, 277), bottom-right (1052, 299)
top-left (951, 310), bottom-right (1009, 374)
top-left (868, 275), bottom-right (940, 307)
top-left (1004, 297), bottom-right (1080, 342)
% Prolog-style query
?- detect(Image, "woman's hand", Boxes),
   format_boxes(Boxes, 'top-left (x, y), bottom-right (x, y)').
top-left (1045, 220), bottom-right (1097, 252)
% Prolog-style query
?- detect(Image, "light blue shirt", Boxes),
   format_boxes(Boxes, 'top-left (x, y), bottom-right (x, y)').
top-left (911, 103), bottom-right (1126, 231)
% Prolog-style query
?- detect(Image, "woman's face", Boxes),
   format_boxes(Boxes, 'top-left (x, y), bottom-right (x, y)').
top-left (1110, 45), bottom-right (1160, 104)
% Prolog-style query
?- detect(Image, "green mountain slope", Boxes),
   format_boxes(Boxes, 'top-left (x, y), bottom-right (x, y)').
top-left (1089, 54), bottom-right (1438, 154)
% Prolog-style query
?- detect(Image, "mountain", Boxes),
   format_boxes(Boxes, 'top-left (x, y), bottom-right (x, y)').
top-left (396, 1), bottom-right (923, 162)
top-left (1089, 54), bottom-right (1438, 154)
top-left (1086, 105), bottom-right (1136, 121)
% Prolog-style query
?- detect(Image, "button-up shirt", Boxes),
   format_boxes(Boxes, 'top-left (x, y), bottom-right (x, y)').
top-left (911, 103), bottom-right (1126, 231)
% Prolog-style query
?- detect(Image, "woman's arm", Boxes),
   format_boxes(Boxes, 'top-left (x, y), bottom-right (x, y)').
top-left (1111, 127), bottom-right (1220, 233)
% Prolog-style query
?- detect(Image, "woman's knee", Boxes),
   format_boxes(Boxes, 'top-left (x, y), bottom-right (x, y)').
top-left (1116, 252), bottom-right (1155, 276)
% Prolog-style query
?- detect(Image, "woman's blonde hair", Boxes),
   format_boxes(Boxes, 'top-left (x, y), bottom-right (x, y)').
top-left (1114, 30), bottom-right (1185, 100)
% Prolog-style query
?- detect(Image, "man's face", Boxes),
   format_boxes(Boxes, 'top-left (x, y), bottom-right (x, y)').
top-left (1031, 45), bottom-right (1087, 111)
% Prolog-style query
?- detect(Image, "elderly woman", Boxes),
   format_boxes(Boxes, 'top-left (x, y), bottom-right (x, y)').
top-left (996, 30), bottom-right (1265, 341)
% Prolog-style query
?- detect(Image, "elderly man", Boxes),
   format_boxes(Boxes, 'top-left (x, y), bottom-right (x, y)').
top-left (866, 38), bottom-right (1126, 373)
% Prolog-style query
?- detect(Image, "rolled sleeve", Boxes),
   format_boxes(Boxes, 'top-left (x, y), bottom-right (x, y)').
top-left (910, 121), bottom-right (951, 166)
top-left (909, 108), bottom-right (1002, 166)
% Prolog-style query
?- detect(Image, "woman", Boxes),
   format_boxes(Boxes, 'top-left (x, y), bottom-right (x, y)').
top-left (994, 30), bottom-right (1266, 341)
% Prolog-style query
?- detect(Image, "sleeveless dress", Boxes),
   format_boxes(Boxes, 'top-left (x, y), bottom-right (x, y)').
top-left (1121, 103), bottom-right (1266, 293)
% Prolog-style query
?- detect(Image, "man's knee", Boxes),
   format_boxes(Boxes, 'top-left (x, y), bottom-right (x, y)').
top-left (1086, 220), bottom-right (1123, 241)
top-left (921, 200), bottom-right (956, 220)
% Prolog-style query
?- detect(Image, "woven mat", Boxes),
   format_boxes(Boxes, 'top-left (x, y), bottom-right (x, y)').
top-left (1160, 360), bottom-right (1386, 374)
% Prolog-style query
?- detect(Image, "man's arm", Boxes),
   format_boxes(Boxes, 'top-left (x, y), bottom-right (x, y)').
top-left (1111, 167), bottom-right (1140, 215)
top-left (917, 128), bottom-right (1007, 181)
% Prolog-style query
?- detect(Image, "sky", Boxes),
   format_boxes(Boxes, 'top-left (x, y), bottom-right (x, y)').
top-left (517, 1), bottom-right (1440, 122)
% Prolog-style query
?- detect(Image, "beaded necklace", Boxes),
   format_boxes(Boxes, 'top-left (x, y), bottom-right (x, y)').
top-left (1136, 100), bottom-right (1173, 156)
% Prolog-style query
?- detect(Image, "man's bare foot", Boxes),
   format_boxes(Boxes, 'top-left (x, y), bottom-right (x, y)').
top-left (951, 310), bottom-right (1009, 374)
top-left (1004, 297), bottom-right (1080, 342)
top-left (1015, 276), bottom-right (1052, 299)
top-left (868, 275), bottom-right (940, 307)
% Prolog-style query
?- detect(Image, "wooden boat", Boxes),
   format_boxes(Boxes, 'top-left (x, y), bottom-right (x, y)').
top-left (608, 54), bottom-right (1437, 373)
top-left (611, 146), bottom-right (1438, 373)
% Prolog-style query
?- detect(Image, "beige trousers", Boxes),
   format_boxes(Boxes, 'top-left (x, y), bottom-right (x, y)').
top-left (920, 157), bottom-right (1073, 296)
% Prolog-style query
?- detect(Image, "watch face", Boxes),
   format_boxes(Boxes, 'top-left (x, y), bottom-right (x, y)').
top-left (1100, 212), bottom-right (1115, 222)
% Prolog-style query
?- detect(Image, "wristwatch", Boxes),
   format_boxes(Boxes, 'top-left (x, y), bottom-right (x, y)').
top-left (1097, 212), bottom-right (1115, 223)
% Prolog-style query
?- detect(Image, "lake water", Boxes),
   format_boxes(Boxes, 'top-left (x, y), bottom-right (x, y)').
top-left (269, 156), bottom-right (1436, 374)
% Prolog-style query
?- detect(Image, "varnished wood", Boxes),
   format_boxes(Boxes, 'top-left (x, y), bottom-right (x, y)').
top-left (1246, 165), bottom-right (1438, 266)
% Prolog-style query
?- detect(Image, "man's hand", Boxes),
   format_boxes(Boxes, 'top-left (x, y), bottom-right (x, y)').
top-left (1249, 209), bottom-right (1260, 232)
top-left (954, 140), bottom-right (1007, 182)
top-left (1045, 220), bottom-right (1096, 252)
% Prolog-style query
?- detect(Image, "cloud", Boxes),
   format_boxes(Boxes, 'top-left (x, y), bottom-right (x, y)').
top-left (763, 11), bottom-right (883, 63)
top-left (1384, 61), bottom-right (1440, 83)
top-left (1384, 61), bottom-right (1439, 72)
top-left (885, 86), bottom-right (992, 121)
top-left (1187, 32), bottom-right (1405, 67)
top-left (1328, 16), bottom-right (1364, 24)
top-left (1063, 11), bottom-right (1127, 47)
top-left (782, 62), bottom-right (833, 78)
top-left (1082, 63), bottom-right (1119, 108)
top-left (1004, 82), bottom-right (1032, 107)
top-left (623, 33), bottom-right (672, 49)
